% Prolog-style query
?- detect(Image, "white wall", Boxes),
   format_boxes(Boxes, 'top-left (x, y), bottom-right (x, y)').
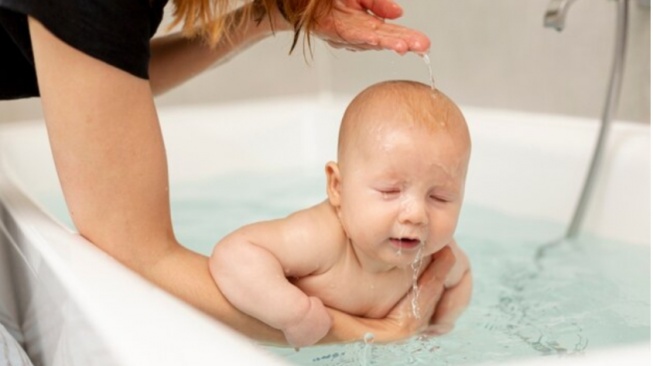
top-left (0, 0), bottom-right (649, 123)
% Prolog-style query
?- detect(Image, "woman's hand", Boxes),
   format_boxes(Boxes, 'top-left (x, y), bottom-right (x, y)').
top-left (323, 246), bottom-right (461, 343)
top-left (425, 269), bottom-right (472, 335)
top-left (426, 243), bottom-right (473, 336)
top-left (382, 245), bottom-right (473, 340)
top-left (313, 0), bottom-right (431, 54)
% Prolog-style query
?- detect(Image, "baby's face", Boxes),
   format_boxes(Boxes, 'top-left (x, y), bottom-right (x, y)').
top-left (336, 122), bottom-right (468, 271)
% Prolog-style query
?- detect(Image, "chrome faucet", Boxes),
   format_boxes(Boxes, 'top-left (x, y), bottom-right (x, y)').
top-left (540, 0), bottom-right (629, 242)
top-left (544, 0), bottom-right (578, 31)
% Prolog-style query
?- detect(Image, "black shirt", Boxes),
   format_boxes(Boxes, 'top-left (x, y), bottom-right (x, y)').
top-left (0, 0), bottom-right (168, 99)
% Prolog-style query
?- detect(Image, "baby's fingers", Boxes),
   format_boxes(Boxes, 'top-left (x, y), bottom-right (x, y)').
top-left (395, 246), bottom-right (455, 329)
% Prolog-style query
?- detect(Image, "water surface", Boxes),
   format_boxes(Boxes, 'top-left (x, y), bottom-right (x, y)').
top-left (168, 170), bottom-right (650, 365)
top-left (43, 169), bottom-right (651, 365)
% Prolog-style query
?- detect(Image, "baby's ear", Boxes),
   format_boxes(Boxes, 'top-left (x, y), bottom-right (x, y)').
top-left (325, 162), bottom-right (342, 207)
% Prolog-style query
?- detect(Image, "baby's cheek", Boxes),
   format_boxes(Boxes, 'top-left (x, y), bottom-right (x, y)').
top-left (441, 210), bottom-right (461, 232)
top-left (428, 219), bottom-right (457, 248)
top-left (426, 237), bottom-right (450, 255)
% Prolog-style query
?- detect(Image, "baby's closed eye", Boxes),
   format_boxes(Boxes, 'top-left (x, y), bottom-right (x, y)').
top-left (376, 187), bottom-right (401, 199)
top-left (429, 194), bottom-right (450, 203)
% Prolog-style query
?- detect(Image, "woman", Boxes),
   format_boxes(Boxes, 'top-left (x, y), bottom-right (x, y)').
top-left (0, 0), bottom-right (469, 343)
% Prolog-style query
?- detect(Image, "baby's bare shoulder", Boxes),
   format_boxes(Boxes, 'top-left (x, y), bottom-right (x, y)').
top-left (284, 201), bottom-right (348, 269)
top-left (288, 201), bottom-right (344, 238)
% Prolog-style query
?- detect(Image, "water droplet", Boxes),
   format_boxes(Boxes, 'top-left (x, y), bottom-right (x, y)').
top-left (363, 332), bottom-right (375, 344)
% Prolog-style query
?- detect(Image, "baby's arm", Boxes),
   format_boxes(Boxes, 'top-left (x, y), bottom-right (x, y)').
top-left (429, 240), bottom-right (472, 335)
top-left (209, 208), bottom-right (334, 347)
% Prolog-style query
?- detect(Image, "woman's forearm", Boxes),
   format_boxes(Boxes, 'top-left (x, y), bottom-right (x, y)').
top-left (148, 243), bottom-right (288, 343)
top-left (28, 14), bottom-right (287, 344)
top-left (149, 3), bottom-right (291, 95)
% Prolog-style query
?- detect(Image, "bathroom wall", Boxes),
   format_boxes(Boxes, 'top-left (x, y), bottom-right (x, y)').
top-left (0, 0), bottom-right (649, 123)
top-left (327, 0), bottom-right (650, 123)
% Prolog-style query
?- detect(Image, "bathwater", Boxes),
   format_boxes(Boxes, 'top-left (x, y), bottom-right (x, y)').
top-left (42, 170), bottom-right (650, 365)
top-left (166, 170), bottom-right (650, 365)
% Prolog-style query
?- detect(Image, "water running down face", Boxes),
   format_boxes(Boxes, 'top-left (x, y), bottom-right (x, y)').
top-left (327, 81), bottom-right (471, 272)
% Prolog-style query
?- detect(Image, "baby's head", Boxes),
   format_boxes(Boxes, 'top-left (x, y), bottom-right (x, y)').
top-left (326, 80), bottom-right (471, 270)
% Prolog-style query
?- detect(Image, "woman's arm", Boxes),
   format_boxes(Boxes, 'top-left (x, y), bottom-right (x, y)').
top-left (148, 0), bottom-right (431, 95)
top-left (28, 16), bottom-right (286, 343)
top-left (149, 2), bottom-right (291, 95)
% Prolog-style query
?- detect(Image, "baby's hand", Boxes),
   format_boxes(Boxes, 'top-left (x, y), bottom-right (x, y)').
top-left (283, 296), bottom-right (332, 348)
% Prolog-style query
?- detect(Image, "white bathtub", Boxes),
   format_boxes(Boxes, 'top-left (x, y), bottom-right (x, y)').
top-left (0, 96), bottom-right (649, 365)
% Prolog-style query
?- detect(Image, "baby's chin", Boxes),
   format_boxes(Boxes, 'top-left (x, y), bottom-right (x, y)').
top-left (385, 242), bottom-right (429, 268)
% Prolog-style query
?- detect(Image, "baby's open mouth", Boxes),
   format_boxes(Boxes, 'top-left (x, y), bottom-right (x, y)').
top-left (390, 237), bottom-right (422, 249)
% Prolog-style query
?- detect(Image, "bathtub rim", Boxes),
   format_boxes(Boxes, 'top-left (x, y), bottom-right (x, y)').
top-left (1, 98), bottom-right (650, 248)
top-left (0, 153), bottom-right (290, 365)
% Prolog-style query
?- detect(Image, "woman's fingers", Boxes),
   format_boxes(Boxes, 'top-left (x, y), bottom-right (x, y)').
top-left (384, 246), bottom-right (455, 334)
top-left (356, 0), bottom-right (404, 19)
top-left (426, 270), bottom-right (473, 335)
top-left (315, 0), bottom-right (431, 54)
top-left (413, 246), bottom-right (455, 322)
top-left (331, 20), bottom-right (428, 54)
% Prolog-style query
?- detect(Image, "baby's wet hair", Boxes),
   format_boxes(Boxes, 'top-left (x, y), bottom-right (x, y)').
top-left (337, 80), bottom-right (469, 161)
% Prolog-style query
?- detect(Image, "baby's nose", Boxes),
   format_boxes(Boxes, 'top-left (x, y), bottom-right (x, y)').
top-left (398, 198), bottom-right (427, 225)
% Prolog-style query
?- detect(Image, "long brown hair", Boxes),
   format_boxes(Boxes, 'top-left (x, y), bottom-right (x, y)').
top-left (170, 0), bottom-right (333, 52)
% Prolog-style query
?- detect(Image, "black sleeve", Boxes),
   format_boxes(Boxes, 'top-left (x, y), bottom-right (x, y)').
top-left (0, 9), bottom-right (38, 99)
top-left (0, 0), bottom-right (166, 87)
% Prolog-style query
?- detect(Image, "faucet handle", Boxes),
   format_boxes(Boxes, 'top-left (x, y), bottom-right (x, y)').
top-left (544, 0), bottom-right (578, 31)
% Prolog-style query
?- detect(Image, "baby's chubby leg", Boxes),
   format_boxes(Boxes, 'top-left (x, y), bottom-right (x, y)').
top-left (283, 296), bottom-right (332, 348)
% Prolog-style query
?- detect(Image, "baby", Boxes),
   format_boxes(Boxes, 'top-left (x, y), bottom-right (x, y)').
top-left (210, 80), bottom-right (472, 348)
